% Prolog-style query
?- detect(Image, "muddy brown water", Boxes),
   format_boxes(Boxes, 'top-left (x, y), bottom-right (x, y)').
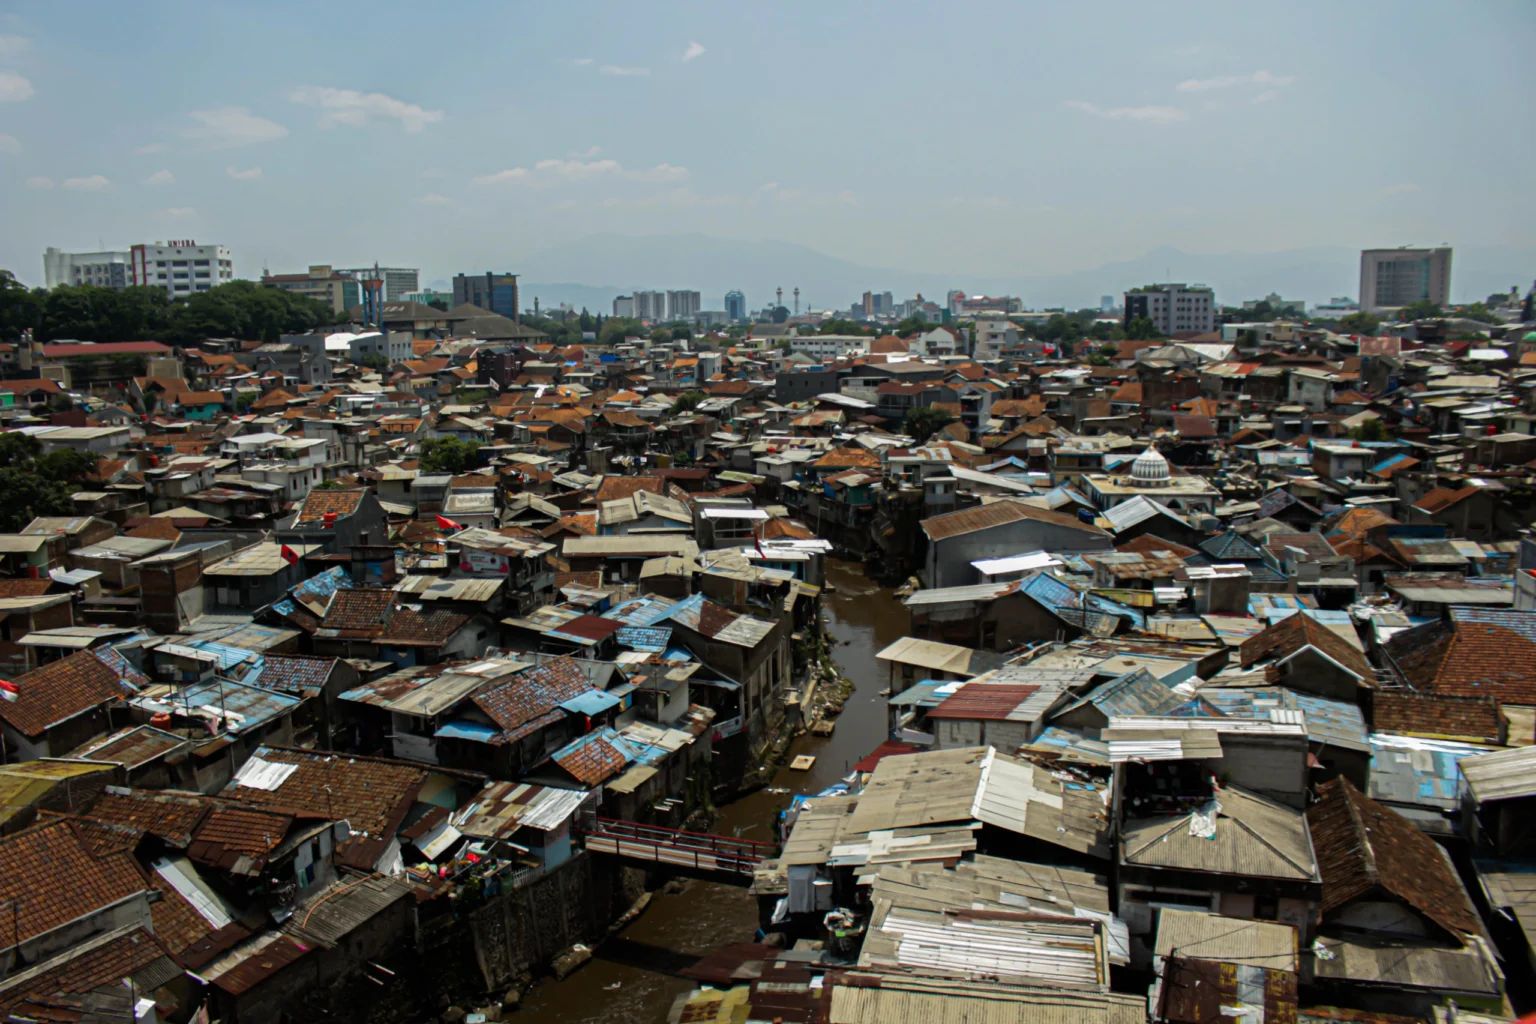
top-left (512, 560), bottom-right (905, 1023)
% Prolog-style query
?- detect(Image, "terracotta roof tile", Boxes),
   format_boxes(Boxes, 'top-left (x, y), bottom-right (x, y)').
top-left (188, 808), bottom-right (293, 874)
top-left (1307, 777), bottom-right (1479, 940)
top-left (0, 927), bottom-right (174, 1019)
top-left (1238, 613), bottom-right (1370, 680)
top-left (294, 488), bottom-right (366, 523)
top-left (1371, 690), bottom-right (1502, 744)
top-left (84, 790), bottom-right (210, 847)
top-left (227, 748), bottom-right (425, 840)
top-left (0, 649), bottom-right (132, 739)
top-left (0, 820), bottom-right (149, 946)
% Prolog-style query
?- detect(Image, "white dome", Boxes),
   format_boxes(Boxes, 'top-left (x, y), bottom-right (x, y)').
top-left (1130, 446), bottom-right (1170, 485)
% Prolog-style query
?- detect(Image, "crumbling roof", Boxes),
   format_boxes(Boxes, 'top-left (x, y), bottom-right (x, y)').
top-left (294, 487), bottom-right (366, 523)
top-left (1307, 777), bottom-right (1479, 941)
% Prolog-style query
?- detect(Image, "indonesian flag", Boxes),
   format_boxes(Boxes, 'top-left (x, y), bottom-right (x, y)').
top-left (435, 514), bottom-right (463, 531)
top-left (0, 680), bottom-right (17, 703)
top-left (279, 544), bottom-right (300, 565)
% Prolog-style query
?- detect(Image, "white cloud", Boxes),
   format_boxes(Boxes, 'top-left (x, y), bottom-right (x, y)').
top-left (473, 157), bottom-right (688, 186)
top-left (1064, 100), bottom-right (1187, 123)
top-left (1175, 69), bottom-right (1294, 93)
top-left (682, 41), bottom-right (706, 62)
top-left (599, 65), bottom-right (650, 77)
top-left (226, 165), bottom-right (262, 180)
top-left (416, 192), bottom-right (452, 205)
top-left (0, 70), bottom-right (33, 103)
top-left (0, 133), bottom-right (18, 154)
top-left (24, 175), bottom-right (51, 189)
top-left (134, 143), bottom-right (165, 155)
top-left (185, 106), bottom-right (288, 148)
top-left (1251, 90), bottom-right (1280, 105)
top-left (161, 207), bottom-right (196, 218)
top-left (62, 174), bottom-right (110, 191)
top-left (143, 169), bottom-right (175, 185)
top-left (0, 35), bottom-right (29, 59)
top-left (572, 57), bottom-right (594, 66)
top-left (288, 85), bottom-right (443, 133)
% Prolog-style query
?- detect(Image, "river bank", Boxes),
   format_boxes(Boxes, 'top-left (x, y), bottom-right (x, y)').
top-left (511, 559), bottom-right (905, 1024)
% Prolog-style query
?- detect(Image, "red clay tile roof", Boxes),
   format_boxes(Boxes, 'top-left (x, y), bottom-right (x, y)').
top-left (1307, 777), bottom-right (1480, 941)
top-left (1387, 615), bottom-right (1536, 704)
top-left (84, 790), bottom-right (210, 847)
top-left (1238, 613), bottom-right (1371, 680)
top-left (0, 820), bottom-right (149, 946)
top-left (0, 579), bottom-right (54, 598)
top-left (922, 498), bottom-right (1107, 543)
top-left (294, 488), bottom-right (366, 523)
top-left (383, 608), bottom-right (470, 646)
top-left (1116, 533), bottom-right (1199, 559)
top-left (1371, 690), bottom-right (1502, 744)
top-left (0, 649), bottom-right (131, 739)
top-left (813, 446), bottom-right (881, 471)
top-left (321, 588), bottom-right (396, 633)
top-left (188, 807), bottom-right (293, 874)
top-left (472, 657), bottom-right (590, 738)
top-left (251, 654), bottom-right (339, 696)
top-left (0, 927), bottom-right (174, 1020)
top-left (228, 748), bottom-right (425, 839)
top-left (553, 732), bottom-right (628, 786)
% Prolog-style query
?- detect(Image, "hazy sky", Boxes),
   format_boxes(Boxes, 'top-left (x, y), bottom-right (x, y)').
top-left (1, 0), bottom-right (1532, 288)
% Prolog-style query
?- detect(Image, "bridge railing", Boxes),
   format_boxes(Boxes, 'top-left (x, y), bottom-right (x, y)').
top-left (582, 816), bottom-right (774, 875)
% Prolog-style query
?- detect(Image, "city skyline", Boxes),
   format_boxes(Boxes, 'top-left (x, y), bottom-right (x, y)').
top-left (1, 1), bottom-right (1532, 299)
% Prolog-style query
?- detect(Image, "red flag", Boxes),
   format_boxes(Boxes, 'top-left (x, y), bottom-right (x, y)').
top-left (0, 679), bottom-right (17, 703)
top-left (280, 544), bottom-right (300, 565)
top-left (435, 514), bottom-right (463, 531)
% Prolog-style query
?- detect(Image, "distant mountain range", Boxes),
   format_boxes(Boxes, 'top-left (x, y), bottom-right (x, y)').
top-left (494, 233), bottom-right (1533, 315)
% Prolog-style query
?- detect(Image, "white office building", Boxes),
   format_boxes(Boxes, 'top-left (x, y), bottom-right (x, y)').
top-left (1123, 283), bottom-right (1216, 335)
top-left (43, 248), bottom-right (134, 289)
top-left (130, 241), bottom-right (234, 298)
top-left (633, 290), bottom-right (667, 321)
top-left (667, 290), bottom-right (701, 321)
top-left (612, 295), bottom-right (636, 317)
top-left (1359, 247), bottom-right (1452, 313)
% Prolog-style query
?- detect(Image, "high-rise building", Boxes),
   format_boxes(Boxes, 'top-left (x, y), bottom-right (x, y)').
top-left (1122, 283), bottom-right (1216, 335)
top-left (262, 265), bottom-right (361, 313)
top-left (666, 290), bottom-right (701, 321)
top-left (43, 247), bottom-right (133, 289)
top-left (724, 290), bottom-right (746, 321)
top-left (633, 290), bottom-right (667, 321)
top-left (130, 240), bottom-right (234, 298)
top-left (613, 294), bottom-right (636, 317)
top-left (336, 266), bottom-right (419, 301)
top-left (452, 272), bottom-right (520, 320)
top-left (1359, 247), bottom-right (1452, 313)
top-left (1100, 295), bottom-right (1115, 312)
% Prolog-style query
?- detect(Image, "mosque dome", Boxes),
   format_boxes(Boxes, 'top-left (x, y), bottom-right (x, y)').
top-left (1130, 446), bottom-right (1171, 486)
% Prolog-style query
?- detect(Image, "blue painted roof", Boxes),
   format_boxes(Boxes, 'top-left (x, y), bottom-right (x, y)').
top-left (602, 595), bottom-right (678, 628)
top-left (434, 720), bottom-right (502, 743)
top-left (188, 640), bottom-right (260, 672)
top-left (559, 690), bottom-right (621, 716)
top-left (173, 679), bottom-right (301, 733)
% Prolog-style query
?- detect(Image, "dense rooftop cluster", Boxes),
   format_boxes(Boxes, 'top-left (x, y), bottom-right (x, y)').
top-left (0, 305), bottom-right (1534, 1023)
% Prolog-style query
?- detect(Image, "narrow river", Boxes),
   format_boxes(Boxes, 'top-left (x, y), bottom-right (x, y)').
top-left (515, 559), bottom-right (906, 1023)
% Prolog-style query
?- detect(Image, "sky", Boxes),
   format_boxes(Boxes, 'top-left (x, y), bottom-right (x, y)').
top-left (1, 0), bottom-right (1533, 299)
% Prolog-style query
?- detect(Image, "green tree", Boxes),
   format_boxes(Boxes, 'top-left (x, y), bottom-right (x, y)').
top-left (1338, 311), bottom-right (1382, 335)
top-left (903, 406), bottom-right (956, 443)
top-left (671, 390), bottom-right (706, 414)
top-left (817, 319), bottom-right (876, 336)
top-left (418, 437), bottom-right (482, 475)
top-left (1349, 418), bottom-right (1390, 442)
top-left (1455, 302), bottom-right (1499, 325)
top-left (0, 274), bottom-right (44, 341)
top-left (354, 352), bottom-right (389, 371)
top-left (1398, 299), bottom-right (1443, 321)
top-left (894, 315), bottom-right (930, 337)
top-left (1124, 317), bottom-right (1160, 340)
top-left (598, 317), bottom-right (646, 345)
top-left (0, 433), bottom-right (94, 532)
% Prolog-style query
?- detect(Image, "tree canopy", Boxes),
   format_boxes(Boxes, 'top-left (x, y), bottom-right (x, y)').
top-left (1338, 311), bottom-right (1382, 335)
top-left (417, 437), bottom-right (482, 475)
top-left (903, 406), bottom-right (955, 444)
top-left (0, 275), bottom-right (344, 344)
top-left (1398, 299), bottom-right (1443, 321)
top-left (0, 433), bottom-right (97, 532)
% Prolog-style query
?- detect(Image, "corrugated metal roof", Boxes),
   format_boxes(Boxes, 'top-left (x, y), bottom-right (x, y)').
top-left (1460, 744), bottom-right (1536, 803)
top-left (1153, 908), bottom-right (1298, 969)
